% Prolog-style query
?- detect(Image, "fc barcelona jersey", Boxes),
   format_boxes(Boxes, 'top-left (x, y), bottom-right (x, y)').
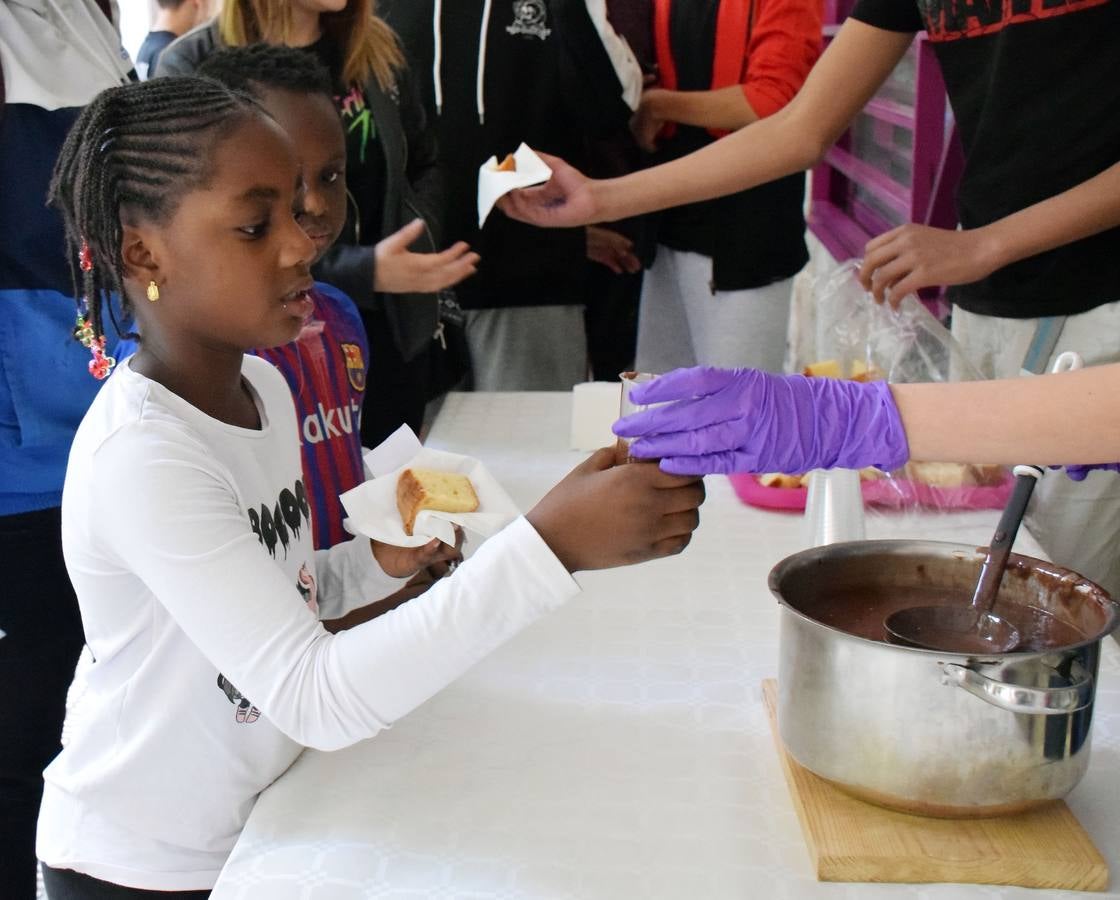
top-left (254, 282), bottom-right (369, 549)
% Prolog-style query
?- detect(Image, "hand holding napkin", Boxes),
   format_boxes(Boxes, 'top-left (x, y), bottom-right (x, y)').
top-left (477, 143), bottom-right (552, 228)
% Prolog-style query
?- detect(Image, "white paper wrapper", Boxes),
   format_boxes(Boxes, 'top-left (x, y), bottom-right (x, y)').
top-left (477, 143), bottom-right (551, 228)
top-left (570, 381), bottom-right (621, 450)
top-left (341, 426), bottom-right (521, 547)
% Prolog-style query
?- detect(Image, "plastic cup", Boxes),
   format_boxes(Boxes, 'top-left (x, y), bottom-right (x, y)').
top-left (618, 371), bottom-right (660, 463)
top-left (804, 468), bottom-right (865, 547)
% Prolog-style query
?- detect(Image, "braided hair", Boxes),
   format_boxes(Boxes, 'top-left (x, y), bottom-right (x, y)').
top-left (197, 44), bottom-right (335, 100)
top-left (48, 76), bottom-right (265, 361)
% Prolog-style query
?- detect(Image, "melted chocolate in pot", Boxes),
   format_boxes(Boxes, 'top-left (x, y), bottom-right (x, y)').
top-left (803, 585), bottom-right (1087, 651)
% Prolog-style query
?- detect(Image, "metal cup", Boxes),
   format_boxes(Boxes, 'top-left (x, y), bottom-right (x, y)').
top-left (804, 468), bottom-right (865, 547)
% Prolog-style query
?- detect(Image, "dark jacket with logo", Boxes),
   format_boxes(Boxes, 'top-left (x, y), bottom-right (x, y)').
top-left (383, 0), bottom-right (635, 310)
top-left (158, 21), bottom-right (443, 361)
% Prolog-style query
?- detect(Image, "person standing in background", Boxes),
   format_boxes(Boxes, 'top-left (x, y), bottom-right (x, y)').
top-left (501, 0), bottom-right (1120, 598)
top-left (628, 0), bottom-right (822, 374)
top-left (382, 0), bottom-right (644, 391)
top-left (135, 0), bottom-right (209, 79)
top-left (0, 3), bottom-right (132, 897)
top-left (159, 0), bottom-right (479, 447)
top-left (581, 0), bottom-right (653, 380)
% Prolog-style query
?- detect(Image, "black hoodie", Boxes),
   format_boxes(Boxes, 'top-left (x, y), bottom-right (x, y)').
top-left (383, 0), bottom-right (637, 310)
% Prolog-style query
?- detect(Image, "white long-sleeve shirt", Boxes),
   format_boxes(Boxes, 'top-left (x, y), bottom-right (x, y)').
top-left (38, 355), bottom-right (579, 890)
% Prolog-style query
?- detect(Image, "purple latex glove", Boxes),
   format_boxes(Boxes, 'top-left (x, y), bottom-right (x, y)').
top-left (612, 367), bottom-right (910, 476)
top-left (1060, 464), bottom-right (1120, 482)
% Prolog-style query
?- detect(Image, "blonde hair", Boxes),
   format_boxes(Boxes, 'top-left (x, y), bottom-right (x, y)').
top-left (219, 0), bottom-right (403, 91)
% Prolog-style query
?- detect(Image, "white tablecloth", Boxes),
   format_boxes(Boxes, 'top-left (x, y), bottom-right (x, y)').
top-left (212, 392), bottom-right (1120, 900)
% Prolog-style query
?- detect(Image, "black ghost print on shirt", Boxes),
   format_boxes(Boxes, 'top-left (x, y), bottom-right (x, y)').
top-left (247, 479), bottom-right (311, 559)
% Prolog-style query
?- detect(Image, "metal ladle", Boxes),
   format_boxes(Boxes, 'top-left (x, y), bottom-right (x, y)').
top-left (884, 351), bottom-right (1084, 654)
top-left (884, 465), bottom-right (1041, 653)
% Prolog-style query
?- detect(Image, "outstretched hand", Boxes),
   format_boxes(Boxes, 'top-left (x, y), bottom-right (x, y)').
top-left (859, 223), bottom-right (1002, 306)
top-left (526, 446), bottom-right (705, 572)
top-left (498, 152), bottom-right (601, 228)
top-left (374, 219), bottom-right (480, 294)
top-left (612, 366), bottom-right (910, 476)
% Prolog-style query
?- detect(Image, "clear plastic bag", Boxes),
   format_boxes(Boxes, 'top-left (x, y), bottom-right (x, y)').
top-left (797, 260), bottom-right (1011, 513)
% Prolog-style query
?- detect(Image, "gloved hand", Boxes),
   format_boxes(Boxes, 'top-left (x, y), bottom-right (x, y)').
top-left (612, 366), bottom-right (910, 476)
top-left (1061, 464), bottom-right (1120, 482)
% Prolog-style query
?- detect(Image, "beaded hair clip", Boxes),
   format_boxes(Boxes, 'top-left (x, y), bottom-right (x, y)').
top-left (74, 238), bottom-right (116, 380)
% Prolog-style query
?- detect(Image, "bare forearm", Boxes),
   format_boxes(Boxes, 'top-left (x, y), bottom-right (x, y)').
top-left (593, 21), bottom-right (913, 222)
top-left (599, 106), bottom-right (816, 220)
top-left (653, 86), bottom-right (760, 132)
top-left (893, 366), bottom-right (1120, 465)
top-left (982, 161), bottom-right (1120, 271)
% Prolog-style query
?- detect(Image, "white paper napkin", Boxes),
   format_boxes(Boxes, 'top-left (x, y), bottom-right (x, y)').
top-left (477, 143), bottom-right (552, 228)
top-left (341, 425), bottom-right (521, 547)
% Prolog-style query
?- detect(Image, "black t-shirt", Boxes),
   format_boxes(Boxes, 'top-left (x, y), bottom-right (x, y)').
top-left (651, 0), bottom-right (808, 292)
top-left (135, 31), bottom-right (176, 80)
top-left (305, 37), bottom-right (387, 250)
top-left (850, 0), bottom-right (1120, 318)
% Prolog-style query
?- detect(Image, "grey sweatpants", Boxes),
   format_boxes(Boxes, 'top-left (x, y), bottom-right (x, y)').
top-left (635, 246), bottom-right (794, 373)
top-left (463, 305), bottom-right (588, 391)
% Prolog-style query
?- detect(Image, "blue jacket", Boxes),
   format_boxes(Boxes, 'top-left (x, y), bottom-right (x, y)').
top-left (0, 104), bottom-right (125, 515)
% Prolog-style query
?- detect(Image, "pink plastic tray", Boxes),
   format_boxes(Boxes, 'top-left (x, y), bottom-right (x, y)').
top-left (728, 471), bottom-right (1013, 513)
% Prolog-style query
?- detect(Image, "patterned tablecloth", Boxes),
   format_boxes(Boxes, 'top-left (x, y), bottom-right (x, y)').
top-left (212, 392), bottom-right (1120, 900)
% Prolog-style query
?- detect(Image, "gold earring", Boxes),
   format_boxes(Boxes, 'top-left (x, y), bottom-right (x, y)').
top-left (146, 280), bottom-right (160, 302)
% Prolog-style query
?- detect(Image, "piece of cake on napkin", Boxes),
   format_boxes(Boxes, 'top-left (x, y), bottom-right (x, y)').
top-left (397, 468), bottom-right (480, 536)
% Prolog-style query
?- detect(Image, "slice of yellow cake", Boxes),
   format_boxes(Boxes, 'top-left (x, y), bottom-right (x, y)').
top-left (397, 468), bottom-right (480, 536)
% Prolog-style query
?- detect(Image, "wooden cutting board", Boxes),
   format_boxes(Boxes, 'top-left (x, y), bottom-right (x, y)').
top-left (762, 679), bottom-right (1109, 891)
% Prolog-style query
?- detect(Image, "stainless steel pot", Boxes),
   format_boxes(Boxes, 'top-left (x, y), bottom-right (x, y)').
top-left (768, 540), bottom-right (1120, 818)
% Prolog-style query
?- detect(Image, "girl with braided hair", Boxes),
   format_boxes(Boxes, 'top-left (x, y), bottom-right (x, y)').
top-left (37, 76), bottom-right (703, 898)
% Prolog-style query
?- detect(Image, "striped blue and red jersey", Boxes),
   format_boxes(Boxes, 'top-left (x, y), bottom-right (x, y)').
top-left (254, 282), bottom-right (369, 549)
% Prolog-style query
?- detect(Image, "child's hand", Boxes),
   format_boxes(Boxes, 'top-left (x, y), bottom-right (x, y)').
top-left (373, 219), bottom-right (480, 294)
top-left (526, 447), bottom-right (705, 572)
top-left (370, 529), bottom-right (464, 579)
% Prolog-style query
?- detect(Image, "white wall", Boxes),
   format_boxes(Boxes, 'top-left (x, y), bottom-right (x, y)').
top-left (118, 0), bottom-right (155, 63)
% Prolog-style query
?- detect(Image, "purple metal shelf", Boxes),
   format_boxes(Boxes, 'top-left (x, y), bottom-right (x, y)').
top-left (808, 21), bottom-right (964, 308)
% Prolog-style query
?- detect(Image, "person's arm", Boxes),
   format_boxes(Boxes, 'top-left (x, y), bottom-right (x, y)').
top-left (611, 364), bottom-right (1120, 477)
top-left (500, 19), bottom-right (912, 226)
top-left (93, 424), bottom-right (579, 751)
top-left (634, 88), bottom-right (760, 149)
top-left (860, 161), bottom-right (1120, 303)
top-left (312, 219), bottom-right (479, 301)
top-left (891, 365), bottom-right (1120, 466)
top-left (97, 430), bottom-right (702, 751)
top-left (632, 0), bottom-right (822, 147)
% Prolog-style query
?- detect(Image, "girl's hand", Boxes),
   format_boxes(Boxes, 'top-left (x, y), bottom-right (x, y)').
top-left (526, 446), bottom-right (706, 572)
top-left (629, 88), bottom-right (669, 153)
top-left (859, 223), bottom-right (1002, 306)
top-left (370, 531), bottom-right (464, 579)
top-left (373, 219), bottom-right (480, 293)
top-left (586, 225), bottom-right (641, 275)
top-left (498, 152), bottom-right (601, 228)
